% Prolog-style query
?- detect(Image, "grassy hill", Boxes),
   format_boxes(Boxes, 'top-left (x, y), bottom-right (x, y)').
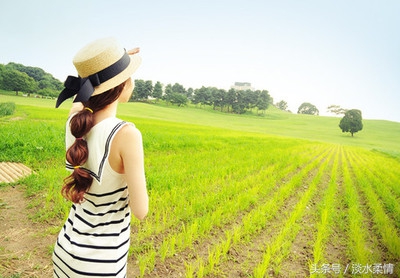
top-left (1, 92), bottom-right (399, 158)
top-left (117, 102), bottom-right (400, 157)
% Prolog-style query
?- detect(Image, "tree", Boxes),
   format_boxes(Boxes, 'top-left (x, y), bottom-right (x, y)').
top-left (152, 81), bottom-right (163, 101)
top-left (144, 80), bottom-right (153, 99)
top-left (163, 84), bottom-right (174, 103)
top-left (0, 64), bottom-right (5, 86)
top-left (132, 79), bottom-right (145, 101)
top-left (256, 90), bottom-right (270, 114)
top-left (327, 105), bottom-right (347, 115)
top-left (159, 82), bottom-right (187, 106)
top-left (210, 87), bottom-right (224, 110)
top-left (245, 90), bottom-right (258, 110)
top-left (297, 102), bottom-right (319, 115)
top-left (225, 88), bottom-right (236, 113)
top-left (1, 69), bottom-right (37, 95)
top-left (169, 93), bottom-right (187, 106)
top-left (231, 90), bottom-right (247, 114)
top-left (6, 62), bottom-right (46, 81)
top-left (5, 62), bottom-right (62, 92)
top-left (276, 100), bottom-right (288, 111)
top-left (132, 79), bottom-right (152, 101)
top-left (187, 88), bottom-right (194, 100)
top-left (192, 86), bottom-right (211, 107)
top-left (171, 83), bottom-right (186, 95)
top-left (339, 109), bottom-right (363, 137)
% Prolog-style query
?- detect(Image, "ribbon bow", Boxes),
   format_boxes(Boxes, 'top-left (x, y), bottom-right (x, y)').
top-left (55, 74), bottom-right (100, 108)
top-left (55, 51), bottom-right (131, 108)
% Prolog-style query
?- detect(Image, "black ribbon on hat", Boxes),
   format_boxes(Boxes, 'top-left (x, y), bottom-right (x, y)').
top-left (55, 51), bottom-right (130, 108)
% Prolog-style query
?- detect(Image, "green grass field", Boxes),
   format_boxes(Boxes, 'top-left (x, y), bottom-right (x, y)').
top-left (1, 93), bottom-right (399, 277)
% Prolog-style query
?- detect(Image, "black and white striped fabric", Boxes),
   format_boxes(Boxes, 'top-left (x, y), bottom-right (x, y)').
top-left (53, 116), bottom-right (132, 277)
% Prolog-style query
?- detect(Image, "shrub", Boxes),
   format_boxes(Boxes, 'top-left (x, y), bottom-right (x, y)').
top-left (0, 102), bottom-right (16, 116)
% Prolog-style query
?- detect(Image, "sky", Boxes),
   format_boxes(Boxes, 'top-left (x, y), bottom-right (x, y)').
top-left (1, 0), bottom-right (399, 122)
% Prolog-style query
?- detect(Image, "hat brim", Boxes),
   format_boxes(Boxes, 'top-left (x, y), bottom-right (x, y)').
top-left (91, 54), bottom-right (141, 97)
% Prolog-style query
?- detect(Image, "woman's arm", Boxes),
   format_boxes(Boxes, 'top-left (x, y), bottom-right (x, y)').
top-left (118, 124), bottom-right (149, 220)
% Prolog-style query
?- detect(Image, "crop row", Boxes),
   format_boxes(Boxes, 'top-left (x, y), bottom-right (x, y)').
top-left (345, 149), bottom-right (400, 261)
top-left (127, 142), bottom-right (400, 277)
top-left (129, 141), bottom-right (335, 276)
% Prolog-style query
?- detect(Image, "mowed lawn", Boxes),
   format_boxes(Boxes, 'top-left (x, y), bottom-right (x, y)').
top-left (1, 94), bottom-right (399, 277)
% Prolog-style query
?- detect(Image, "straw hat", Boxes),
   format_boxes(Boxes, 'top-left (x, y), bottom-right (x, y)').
top-left (56, 37), bottom-right (141, 107)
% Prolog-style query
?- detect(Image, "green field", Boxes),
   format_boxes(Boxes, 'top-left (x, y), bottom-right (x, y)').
top-left (1, 94), bottom-right (399, 277)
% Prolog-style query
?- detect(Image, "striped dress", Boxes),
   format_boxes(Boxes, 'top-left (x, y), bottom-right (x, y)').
top-left (53, 116), bottom-right (132, 277)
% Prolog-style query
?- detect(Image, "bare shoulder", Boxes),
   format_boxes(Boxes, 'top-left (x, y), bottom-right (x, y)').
top-left (118, 123), bottom-right (142, 140)
top-left (110, 123), bottom-right (143, 172)
top-left (115, 123), bottom-right (143, 149)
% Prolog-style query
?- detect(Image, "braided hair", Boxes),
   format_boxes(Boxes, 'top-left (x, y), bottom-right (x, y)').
top-left (62, 81), bottom-right (127, 203)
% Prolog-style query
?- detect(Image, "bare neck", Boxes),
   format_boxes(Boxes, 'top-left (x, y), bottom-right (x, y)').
top-left (93, 101), bottom-right (118, 125)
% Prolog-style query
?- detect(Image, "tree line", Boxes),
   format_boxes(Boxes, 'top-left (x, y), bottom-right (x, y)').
top-left (0, 62), bottom-right (272, 114)
top-left (132, 79), bottom-right (273, 114)
top-left (0, 62), bottom-right (363, 136)
top-left (0, 63), bottom-right (63, 97)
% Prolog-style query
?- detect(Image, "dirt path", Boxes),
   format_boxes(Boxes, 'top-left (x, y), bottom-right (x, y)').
top-left (0, 186), bottom-right (57, 277)
top-left (0, 186), bottom-right (152, 278)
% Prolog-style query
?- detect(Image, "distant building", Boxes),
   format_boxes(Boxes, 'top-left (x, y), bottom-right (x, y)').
top-left (230, 82), bottom-right (254, 91)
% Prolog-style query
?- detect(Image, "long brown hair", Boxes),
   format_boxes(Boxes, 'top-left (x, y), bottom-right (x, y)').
top-left (62, 81), bottom-right (127, 203)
